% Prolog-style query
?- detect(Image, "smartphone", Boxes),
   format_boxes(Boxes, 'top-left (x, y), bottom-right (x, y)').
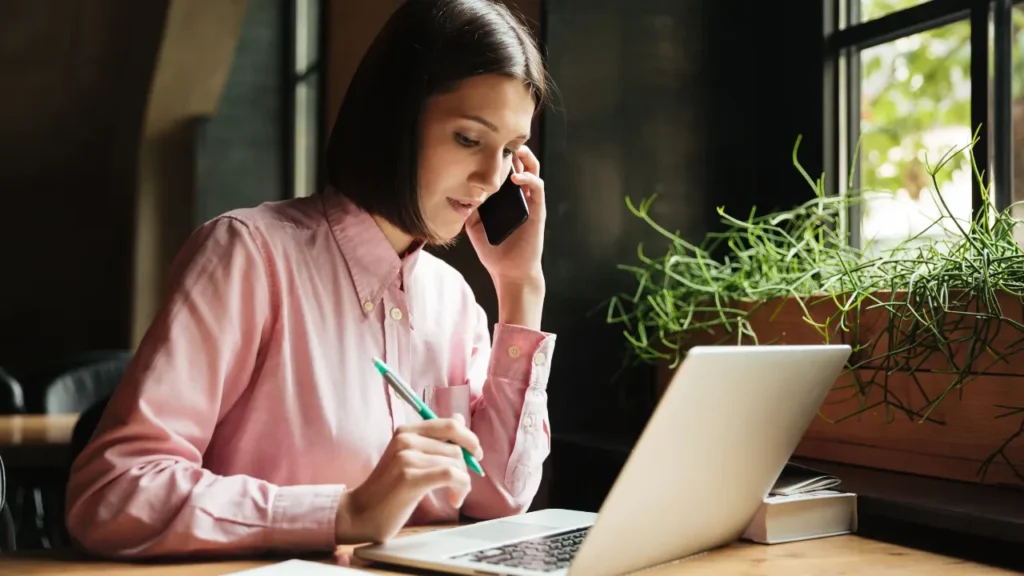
top-left (477, 168), bottom-right (529, 245)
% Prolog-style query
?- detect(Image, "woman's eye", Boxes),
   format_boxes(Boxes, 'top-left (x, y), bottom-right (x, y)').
top-left (502, 148), bottom-right (514, 158)
top-left (455, 133), bottom-right (479, 147)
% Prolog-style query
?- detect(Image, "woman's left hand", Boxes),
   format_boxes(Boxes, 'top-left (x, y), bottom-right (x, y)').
top-left (466, 145), bottom-right (546, 286)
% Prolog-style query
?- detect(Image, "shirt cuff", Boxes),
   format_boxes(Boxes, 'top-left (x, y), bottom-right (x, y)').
top-left (489, 324), bottom-right (556, 389)
top-left (268, 484), bottom-right (345, 551)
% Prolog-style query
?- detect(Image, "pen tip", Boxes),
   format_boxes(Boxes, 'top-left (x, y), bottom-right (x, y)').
top-left (372, 357), bottom-right (387, 375)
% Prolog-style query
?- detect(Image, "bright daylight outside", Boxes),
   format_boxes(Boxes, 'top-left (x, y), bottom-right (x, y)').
top-left (857, 0), bottom-right (1024, 252)
top-left (857, 0), bottom-right (972, 253)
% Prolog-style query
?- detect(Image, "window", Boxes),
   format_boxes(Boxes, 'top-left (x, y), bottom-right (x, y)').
top-left (288, 0), bottom-right (324, 198)
top-left (826, 0), bottom-right (1018, 251)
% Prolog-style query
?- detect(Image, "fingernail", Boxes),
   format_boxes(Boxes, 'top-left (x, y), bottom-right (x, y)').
top-left (476, 449), bottom-right (484, 460)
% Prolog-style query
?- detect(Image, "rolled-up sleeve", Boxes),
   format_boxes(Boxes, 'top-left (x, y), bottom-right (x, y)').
top-left (461, 304), bottom-right (555, 520)
top-left (65, 216), bottom-right (344, 559)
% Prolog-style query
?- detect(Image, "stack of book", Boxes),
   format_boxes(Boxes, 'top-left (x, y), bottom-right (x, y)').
top-left (741, 462), bottom-right (858, 544)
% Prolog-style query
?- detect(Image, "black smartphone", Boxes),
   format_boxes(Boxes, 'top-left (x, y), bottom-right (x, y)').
top-left (477, 168), bottom-right (529, 245)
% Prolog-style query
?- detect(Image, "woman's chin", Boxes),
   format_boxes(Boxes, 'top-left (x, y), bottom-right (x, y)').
top-left (425, 225), bottom-right (464, 249)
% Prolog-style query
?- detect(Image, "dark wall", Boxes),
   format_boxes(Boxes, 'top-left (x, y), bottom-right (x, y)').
top-left (540, 0), bottom-right (825, 457)
top-left (195, 0), bottom-right (286, 225)
top-left (0, 1), bottom-right (168, 381)
top-left (0, 0), bottom-right (282, 398)
top-left (542, 0), bottom-right (710, 439)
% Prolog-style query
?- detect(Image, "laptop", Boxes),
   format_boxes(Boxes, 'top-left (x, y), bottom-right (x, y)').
top-left (354, 344), bottom-right (852, 576)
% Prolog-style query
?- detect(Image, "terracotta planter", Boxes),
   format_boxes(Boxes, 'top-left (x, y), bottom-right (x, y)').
top-left (654, 292), bottom-right (1024, 489)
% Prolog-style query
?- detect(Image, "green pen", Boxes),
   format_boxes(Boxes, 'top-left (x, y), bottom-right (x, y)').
top-left (372, 357), bottom-right (486, 477)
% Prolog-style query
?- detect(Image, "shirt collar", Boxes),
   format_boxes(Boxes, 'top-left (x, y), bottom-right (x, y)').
top-left (321, 189), bottom-right (423, 315)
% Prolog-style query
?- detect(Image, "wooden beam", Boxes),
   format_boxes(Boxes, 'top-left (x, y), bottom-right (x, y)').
top-left (132, 0), bottom-right (248, 345)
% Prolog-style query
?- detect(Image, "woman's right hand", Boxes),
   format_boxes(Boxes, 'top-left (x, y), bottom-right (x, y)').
top-left (334, 414), bottom-right (483, 544)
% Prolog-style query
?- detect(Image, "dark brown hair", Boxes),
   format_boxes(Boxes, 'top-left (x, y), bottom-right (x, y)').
top-left (324, 0), bottom-right (549, 242)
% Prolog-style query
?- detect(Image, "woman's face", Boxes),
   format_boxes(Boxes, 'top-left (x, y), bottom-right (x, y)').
top-left (416, 74), bottom-right (536, 243)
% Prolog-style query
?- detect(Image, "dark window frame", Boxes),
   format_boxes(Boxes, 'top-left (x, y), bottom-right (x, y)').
top-left (824, 0), bottom-right (1018, 248)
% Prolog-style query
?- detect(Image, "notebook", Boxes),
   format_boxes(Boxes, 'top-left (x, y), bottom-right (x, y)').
top-left (742, 490), bottom-right (858, 544)
top-left (769, 462), bottom-right (842, 496)
top-left (742, 461), bottom-right (856, 544)
top-left (225, 559), bottom-right (374, 574)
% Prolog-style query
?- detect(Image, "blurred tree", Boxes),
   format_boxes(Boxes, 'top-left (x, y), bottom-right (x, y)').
top-left (859, 0), bottom-right (970, 202)
top-left (857, 0), bottom-right (1024, 212)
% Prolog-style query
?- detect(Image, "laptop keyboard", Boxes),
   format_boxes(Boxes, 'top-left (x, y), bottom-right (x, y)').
top-left (451, 527), bottom-right (589, 572)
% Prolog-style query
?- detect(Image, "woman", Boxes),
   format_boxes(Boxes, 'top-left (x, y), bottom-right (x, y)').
top-left (65, 0), bottom-right (554, 558)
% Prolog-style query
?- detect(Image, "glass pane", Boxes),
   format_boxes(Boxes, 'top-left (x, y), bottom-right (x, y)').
top-left (294, 0), bottom-right (320, 73)
top-left (857, 19), bottom-right (972, 253)
top-left (1011, 5), bottom-right (1024, 239)
top-left (859, 0), bottom-right (931, 25)
top-left (294, 75), bottom-right (320, 198)
top-left (293, 0), bottom-right (321, 198)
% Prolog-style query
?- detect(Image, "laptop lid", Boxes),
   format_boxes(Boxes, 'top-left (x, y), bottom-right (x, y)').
top-left (568, 344), bottom-right (850, 576)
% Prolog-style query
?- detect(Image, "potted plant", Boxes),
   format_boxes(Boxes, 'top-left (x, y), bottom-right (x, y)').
top-left (606, 135), bottom-right (1024, 489)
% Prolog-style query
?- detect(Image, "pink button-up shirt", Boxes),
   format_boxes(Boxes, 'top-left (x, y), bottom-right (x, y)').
top-left (65, 192), bottom-right (555, 558)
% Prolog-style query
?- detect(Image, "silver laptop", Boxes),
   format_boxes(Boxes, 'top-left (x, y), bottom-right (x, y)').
top-left (355, 344), bottom-right (852, 576)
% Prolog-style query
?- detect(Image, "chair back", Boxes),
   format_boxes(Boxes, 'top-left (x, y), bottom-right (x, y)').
top-left (0, 368), bottom-right (25, 414)
top-left (0, 455), bottom-right (12, 552)
top-left (69, 396), bottom-right (111, 468)
top-left (43, 354), bottom-right (130, 414)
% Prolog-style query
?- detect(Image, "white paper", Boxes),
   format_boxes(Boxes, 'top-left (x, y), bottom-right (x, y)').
top-left (764, 489), bottom-right (844, 503)
top-left (224, 559), bottom-right (375, 575)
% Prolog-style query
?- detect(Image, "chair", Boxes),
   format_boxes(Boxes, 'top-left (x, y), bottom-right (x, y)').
top-left (42, 351), bottom-right (131, 414)
top-left (22, 351), bottom-right (130, 549)
top-left (69, 396), bottom-right (111, 467)
top-left (39, 396), bottom-right (112, 549)
top-left (0, 367), bottom-right (25, 414)
top-left (1, 455), bottom-right (14, 552)
top-left (0, 370), bottom-right (23, 552)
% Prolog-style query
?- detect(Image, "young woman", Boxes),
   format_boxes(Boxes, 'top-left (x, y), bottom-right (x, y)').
top-left (65, 0), bottom-right (554, 558)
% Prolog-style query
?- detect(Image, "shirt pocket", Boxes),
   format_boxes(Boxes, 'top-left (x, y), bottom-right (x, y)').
top-left (425, 384), bottom-right (472, 428)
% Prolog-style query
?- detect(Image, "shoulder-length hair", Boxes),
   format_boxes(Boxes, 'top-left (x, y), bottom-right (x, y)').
top-left (323, 0), bottom-right (550, 242)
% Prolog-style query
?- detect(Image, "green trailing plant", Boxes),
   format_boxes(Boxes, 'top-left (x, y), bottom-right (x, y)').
top-left (606, 132), bottom-right (1024, 484)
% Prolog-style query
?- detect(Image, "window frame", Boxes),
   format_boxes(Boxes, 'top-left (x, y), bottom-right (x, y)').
top-left (284, 0), bottom-right (327, 198)
top-left (824, 0), bottom-right (1017, 248)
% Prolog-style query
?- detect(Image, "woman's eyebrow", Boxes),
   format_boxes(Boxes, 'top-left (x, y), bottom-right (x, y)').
top-left (460, 114), bottom-right (529, 140)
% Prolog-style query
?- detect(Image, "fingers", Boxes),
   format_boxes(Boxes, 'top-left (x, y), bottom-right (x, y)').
top-left (516, 144), bottom-right (540, 176)
top-left (511, 171), bottom-right (545, 207)
top-left (395, 450), bottom-right (472, 508)
top-left (512, 154), bottom-right (524, 176)
top-left (397, 416), bottom-right (483, 460)
top-left (391, 430), bottom-right (464, 462)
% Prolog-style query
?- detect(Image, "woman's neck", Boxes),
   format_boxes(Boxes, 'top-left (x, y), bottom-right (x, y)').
top-left (372, 215), bottom-right (417, 255)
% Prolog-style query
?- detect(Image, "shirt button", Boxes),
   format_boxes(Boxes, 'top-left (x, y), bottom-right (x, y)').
top-left (533, 352), bottom-right (546, 366)
top-left (524, 413), bottom-right (536, 428)
top-left (363, 301), bottom-right (374, 312)
top-left (507, 345), bottom-right (520, 358)
top-left (390, 307), bottom-right (403, 321)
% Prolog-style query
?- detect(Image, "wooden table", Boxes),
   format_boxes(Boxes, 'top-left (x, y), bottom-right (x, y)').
top-left (0, 532), bottom-right (1014, 575)
top-left (0, 414), bottom-right (78, 469)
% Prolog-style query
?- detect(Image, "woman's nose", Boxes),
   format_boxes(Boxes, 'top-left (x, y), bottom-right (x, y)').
top-left (469, 154), bottom-right (506, 193)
